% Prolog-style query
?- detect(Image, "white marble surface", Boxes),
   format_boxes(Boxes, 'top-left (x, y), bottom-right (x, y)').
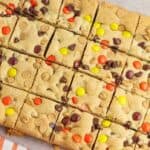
top-left (0, 0), bottom-right (150, 150)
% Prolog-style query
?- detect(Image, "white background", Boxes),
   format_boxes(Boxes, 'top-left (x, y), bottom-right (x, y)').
top-left (0, 0), bottom-right (150, 149)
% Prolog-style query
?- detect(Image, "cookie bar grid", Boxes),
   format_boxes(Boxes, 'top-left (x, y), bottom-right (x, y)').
top-left (0, 0), bottom-right (150, 150)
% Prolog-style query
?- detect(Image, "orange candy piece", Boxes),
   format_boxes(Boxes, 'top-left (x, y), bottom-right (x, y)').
top-left (72, 96), bottom-right (78, 104)
top-left (72, 134), bottom-right (82, 143)
top-left (63, 6), bottom-right (71, 14)
top-left (133, 60), bottom-right (142, 69)
top-left (84, 134), bottom-right (93, 143)
top-left (139, 82), bottom-right (149, 91)
top-left (98, 55), bottom-right (107, 64)
top-left (7, 3), bottom-right (16, 10)
top-left (2, 96), bottom-right (12, 105)
top-left (33, 97), bottom-right (42, 105)
top-left (2, 26), bottom-right (11, 35)
top-left (30, 0), bottom-right (38, 7)
top-left (105, 83), bottom-right (115, 91)
top-left (100, 40), bottom-right (109, 49)
top-left (45, 55), bottom-right (56, 65)
top-left (68, 17), bottom-right (75, 23)
top-left (141, 122), bottom-right (150, 133)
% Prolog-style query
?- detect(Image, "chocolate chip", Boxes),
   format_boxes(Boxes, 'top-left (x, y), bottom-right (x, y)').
top-left (115, 75), bottom-right (123, 85)
top-left (134, 71), bottom-right (143, 77)
top-left (74, 10), bottom-right (81, 16)
top-left (8, 56), bottom-right (18, 66)
top-left (68, 43), bottom-right (76, 51)
top-left (61, 96), bottom-right (68, 102)
top-left (123, 121), bottom-right (132, 129)
top-left (123, 140), bottom-right (129, 146)
top-left (55, 105), bottom-right (63, 112)
top-left (132, 135), bottom-right (140, 143)
top-left (38, 31), bottom-right (46, 36)
top-left (63, 85), bottom-right (69, 92)
top-left (42, 0), bottom-right (49, 5)
top-left (93, 118), bottom-right (99, 124)
top-left (34, 45), bottom-right (41, 53)
top-left (73, 60), bottom-right (81, 69)
top-left (138, 42), bottom-right (146, 49)
top-left (54, 125), bottom-right (63, 132)
top-left (70, 113), bottom-right (80, 122)
top-left (132, 112), bottom-right (142, 121)
top-left (81, 64), bottom-right (89, 70)
top-left (93, 35), bottom-right (100, 42)
top-left (40, 7), bottom-right (48, 14)
top-left (14, 7), bottom-right (21, 14)
top-left (14, 37), bottom-right (19, 43)
top-left (110, 46), bottom-right (118, 53)
top-left (60, 76), bottom-right (67, 83)
top-left (125, 70), bottom-right (134, 79)
top-left (61, 116), bottom-right (70, 126)
top-left (143, 64), bottom-right (150, 71)
top-left (113, 38), bottom-right (121, 45)
top-left (29, 6), bottom-right (38, 16)
top-left (66, 4), bottom-right (74, 11)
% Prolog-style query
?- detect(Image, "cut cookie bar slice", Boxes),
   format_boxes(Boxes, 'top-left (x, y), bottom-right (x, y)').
top-left (121, 55), bottom-right (150, 98)
top-left (57, 0), bottom-right (99, 36)
top-left (107, 88), bottom-right (149, 130)
top-left (134, 132), bottom-right (150, 150)
top-left (15, 94), bottom-right (62, 141)
top-left (0, 47), bottom-right (38, 90)
top-left (22, 0), bottom-right (63, 24)
top-left (32, 60), bottom-right (74, 102)
top-left (68, 73), bottom-right (114, 117)
top-left (81, 40), bottom-right (128, 83)
top-left (9, 17), bottom-right (55, 57)
top-left (45, 28), bottom-right (86, 67)
top-left (0, 4), bottom-right (18, 46)
top-left (129, 15), bottom-right (150, 61)
top-left (94, 119), bottom-right (136, 150)
top-left (90, 2), bottom-right (139, 52)
top-left (0, 84), bottom-right (27, 128)
top-left (50, 106), bottom-right (102, 150)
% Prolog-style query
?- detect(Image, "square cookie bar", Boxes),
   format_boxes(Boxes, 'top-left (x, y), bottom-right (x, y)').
top-left (81, 40), bottom-right (128, 83)
top-left (22, 0), bottom-right (63, 24)
top-left (94, 119), bottom-right (136, 150)
top-left (51, 106), bottom-right (102, 150)
top-left (0, 4), bottom-right (18, 46)
top-left (15, 94), bottom-right (62, 141)
top-left (45, 28), bottom-right (86, 67)
top-left (90, 2), bottom-right (139, 52)
top-left (129, 15), bottom-right (150, 61)
top-left (9, 17), bottom-right (55, 56)
top-left (32, 60), bottom-right (74, 102)
top-left (121, 56), bottom-right (150, 98)
top-left (68, 73), bottom-right (114, 116)
top-left (134, 132), bottom-right (150, 150)
top-left (57, 0), bottom-right (99, 36)
top-left (107, 88), bottom-right (149, 130)
top-left (0, 47), bottom-right (38, 90)
top-left (0, 84), bottom-right (27, 128)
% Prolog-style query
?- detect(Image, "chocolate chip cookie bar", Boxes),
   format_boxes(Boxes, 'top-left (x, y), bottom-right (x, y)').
top-left (107, 88), bottom-right (149, 130)
top-left (31, 60), bottom-right (74, 101)
top-left (121, 55), bottom-right (150, 98)
top-left (68, 73), bottom-right (114, 116)
top-left (81, 40), bottom-right (128, 83)
top-left (94, 119), bottom-right (136, 150)
top-left (50, 106), bottom-right (102, 150)
top-left (45, 28), bottom-right (87, 67)
top-left (0, 4), bottom-right (18, 46)
top-left (90, 2), bottom-right (139, 52)
top-left (15, 94), bottom-right (62, 141)
top-left (57, 0), bottom-right (99, 36)
top-left (0, 47), bottom-right (38, 90)
top-left (0, 84), bottom-right (27, 128)
top-left (9, 16), bottom-right (55, 56)
top-left (129, 15), bottom-right (150, 61)
top-left (22, 0), bottom-right (63, 24)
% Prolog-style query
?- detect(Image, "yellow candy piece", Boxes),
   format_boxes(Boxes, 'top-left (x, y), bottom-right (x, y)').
top-left (94, 22), bottom-right (101, 29)
top-left (5, 107), bottom-right (15, 116)
top-left (101, 120), bottom-right (111, 128)
top-left (110, 23), bottom-right (119, 31)
top-left (117, 95), bottom-right (127, 106)
top-left (92, 44), bottom-right (101, 52)
top-left (7, 67), bottom-right (17, 77)
top-left (122, 31), bottom-right (132, 38)
top-left (59, 47), bottom-right (69, 55)
top-left (90, 66), bottom-right (100, 74)
top-left (96, 27), bottom-right (105, 37)
top-left (76, 87), bottom-right (85, 96)
top-left (84, 15), bottom-right (92, 23)
top-left (98, 134), bottom-right (108, 143)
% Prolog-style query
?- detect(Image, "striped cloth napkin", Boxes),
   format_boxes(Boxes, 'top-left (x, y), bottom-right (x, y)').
top-left (0, 136), bottom-right (27, 150)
